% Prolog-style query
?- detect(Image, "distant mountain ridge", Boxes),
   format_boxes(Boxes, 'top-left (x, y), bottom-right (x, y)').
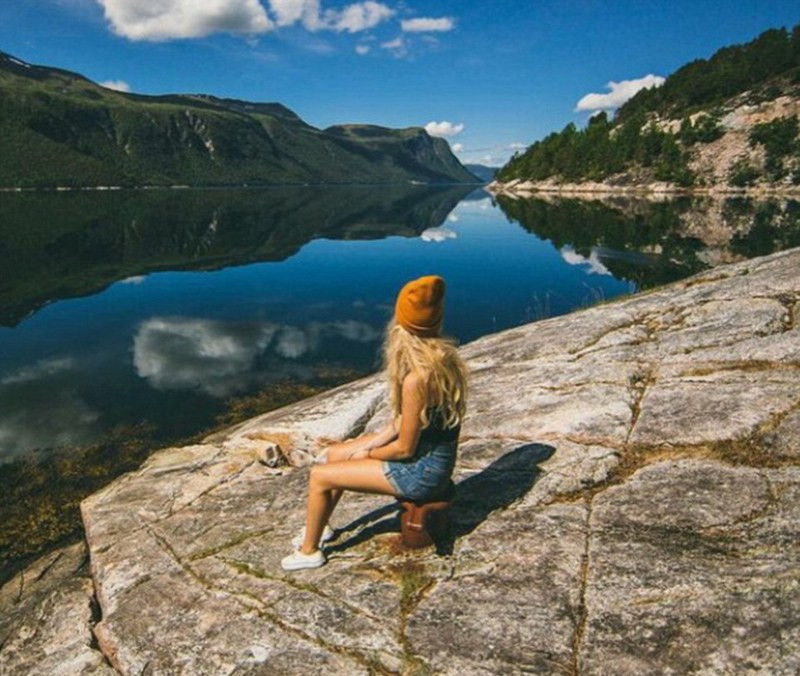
top-left (0, 51), bottom-right (478, 188)
top-left (463, 164), bottom-right (498, 182)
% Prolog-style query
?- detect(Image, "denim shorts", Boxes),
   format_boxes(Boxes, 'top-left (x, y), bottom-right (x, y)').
top-left (382, 439), bottom-right (457, 502)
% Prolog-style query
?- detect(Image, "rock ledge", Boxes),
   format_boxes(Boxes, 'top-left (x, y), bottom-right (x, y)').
top-left (2, 248), bottom-right (799, 675)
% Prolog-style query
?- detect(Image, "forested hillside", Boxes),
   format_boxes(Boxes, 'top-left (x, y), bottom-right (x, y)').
top-left (497, 24), bottom-right (800, 190)
top-left (0, 51), bottom-right (477, 188)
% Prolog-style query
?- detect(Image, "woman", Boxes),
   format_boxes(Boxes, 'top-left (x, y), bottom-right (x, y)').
top-left (281, 275), bottom-right (468, 571)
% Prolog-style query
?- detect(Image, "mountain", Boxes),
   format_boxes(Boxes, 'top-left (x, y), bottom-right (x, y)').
top-left (495, 24), bottom-right (800, 191)
top-left (463, 164), bottom-right (498, 182)
top-left (0, 51), bottom-right (478, 188)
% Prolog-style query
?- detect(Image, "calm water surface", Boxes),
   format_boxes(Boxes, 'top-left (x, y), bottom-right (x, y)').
top-left (2, 187), bottom-right (799, 460)
top-left (0, 186), bottom-right (635, 460)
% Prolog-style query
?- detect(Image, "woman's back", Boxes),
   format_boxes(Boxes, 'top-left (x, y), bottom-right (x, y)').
top-left (418, 405), bottom-right (460, 443)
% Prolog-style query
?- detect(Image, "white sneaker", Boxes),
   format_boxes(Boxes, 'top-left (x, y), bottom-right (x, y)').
top-left (281, 549), bottom-right (326, 571)
top-left (291, 524), bottom-right (335, 549)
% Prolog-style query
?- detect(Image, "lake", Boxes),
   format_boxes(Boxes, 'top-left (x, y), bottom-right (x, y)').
top-left (0, 185), bottom-right (798, 579)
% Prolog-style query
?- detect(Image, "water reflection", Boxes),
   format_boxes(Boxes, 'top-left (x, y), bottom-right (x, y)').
top-left (560, 246), bottom-right (612, 276)
top-left (421, 225), bottom-right (458, 242)
top-left (0, 357), bottom-right (100, 460)
top-left (495, 194), bottom-right (800, 288)
top-left (132, 317), bottom-right (380, 397)
top-left (0, 184), bottom-right (474, 326)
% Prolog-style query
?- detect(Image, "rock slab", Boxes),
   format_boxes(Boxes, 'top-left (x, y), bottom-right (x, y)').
top-left (3, 247), bottom-right (800, 675)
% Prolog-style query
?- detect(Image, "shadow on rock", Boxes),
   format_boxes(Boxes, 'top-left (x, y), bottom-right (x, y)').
top-left (437, 442), bottom-right (554, 554)
top-left (327, 442), bottom-right (554, 556)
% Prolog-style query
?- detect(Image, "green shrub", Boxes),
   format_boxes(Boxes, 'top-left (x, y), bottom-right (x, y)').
top-left (679, 114), bottom-right (724, 144)
top-left (728, 159), bottom-right (761, 187)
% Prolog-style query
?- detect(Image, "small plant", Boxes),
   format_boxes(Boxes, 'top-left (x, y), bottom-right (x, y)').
top-left (749, 115), bottom-right (799, 180)
top-left (680, 114), bottom-right (724, 145)
top-left (728, 159), bottom-right (761, 187)
top-left (397, 562), bottom-right (433, 613)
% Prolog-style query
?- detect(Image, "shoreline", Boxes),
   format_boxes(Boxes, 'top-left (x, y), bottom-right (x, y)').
top-left (0, 369), bottom-right (363, 588)
top-left (488, 179), bottom-right (800, 199)
top-left (0, 180), bottom-right (486, 194)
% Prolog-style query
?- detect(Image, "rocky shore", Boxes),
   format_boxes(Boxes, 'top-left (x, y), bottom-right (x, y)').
top-left (487, 178), bottom-right (800, 199)
top-left (2, 247), bottom-right (799, 675)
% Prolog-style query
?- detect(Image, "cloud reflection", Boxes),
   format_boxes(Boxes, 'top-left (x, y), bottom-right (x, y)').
top-left (132, 316), bottom-right (381, 397)
top-left (421, 226), bottom-right (458, 242)
top-left (133, 318), bottom-right (278, 397)
top-left (561, 246), bottom-right (612, 276)
top-left (0, 357), bottom-right (100, 459)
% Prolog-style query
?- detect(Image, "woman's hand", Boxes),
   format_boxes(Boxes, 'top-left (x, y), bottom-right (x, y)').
top-left (346, 447), bottom-right (371, 461)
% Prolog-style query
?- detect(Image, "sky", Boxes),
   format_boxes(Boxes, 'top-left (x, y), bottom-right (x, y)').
top-left (0, 1), bottom-right (798, 166)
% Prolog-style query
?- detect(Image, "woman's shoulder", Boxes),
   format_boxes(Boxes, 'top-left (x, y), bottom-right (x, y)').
top-left (401, 370), bottom-right (437, 405)
top-left (401, 370), bottom-right (428, 389)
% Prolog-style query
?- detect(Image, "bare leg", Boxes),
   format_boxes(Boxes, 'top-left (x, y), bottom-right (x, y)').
top-left (301, 459), bottom-right (396, 554)
top-left (320, 435), bottom-right (382, 521)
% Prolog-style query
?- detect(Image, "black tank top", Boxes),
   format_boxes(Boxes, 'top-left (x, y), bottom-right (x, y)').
top-left (418, 406), bottom-right (460, 443)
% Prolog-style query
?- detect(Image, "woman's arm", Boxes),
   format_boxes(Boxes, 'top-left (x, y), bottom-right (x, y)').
top-left (364, 373), bottom-right (425, 462)
top-left (340, 418), bottom-right (399, 460)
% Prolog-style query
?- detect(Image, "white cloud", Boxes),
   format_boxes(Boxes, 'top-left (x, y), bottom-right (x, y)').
top-left (451, 142), bottom-right (464, 152)
top-left (97, 0), bottom-right (273, 41)
top-left (420, 226), bottom-right (458, 243)
top-left (454, 197), bottom-right (492, 212)
top-left (275, 325), bottom-right (310, 358)
top-left (100, 79), bottom-right (131, 92)
top-left (575, 74), bottom-right (665, 112)
top-left (325, 319), bottom-right (379, 342)
top-left (507, 142), bottom-right (526, 150)
top-left (380, 35), bottom-right (407, 57)
top-left (424, 120), bottom-right (464, 138)
top-left (355, 44), bottom-right (370, 55)
top-left (325, 1), bottom-right (394, 33)
top-left (401, 17), bottom-right (454, 32)
top-left (561, 246), bottom-right (611, 275)
top-left (267, 0), bottom-right (392, 33)
top-left (268, 0), bottom-right (319, 27)
top-left (0, 356), bottom-right (100, 457)
top-left (95, 0), bottom-right (440, 47)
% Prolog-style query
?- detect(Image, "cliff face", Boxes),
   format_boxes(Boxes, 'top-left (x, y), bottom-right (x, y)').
top-left (2, 248), bottom-right (799, 674)
top-left (681, 94), bottom-right (800, 190)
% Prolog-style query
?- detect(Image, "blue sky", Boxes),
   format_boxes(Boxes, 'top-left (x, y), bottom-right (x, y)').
top-left (1, 1), bottom-right (797, 166)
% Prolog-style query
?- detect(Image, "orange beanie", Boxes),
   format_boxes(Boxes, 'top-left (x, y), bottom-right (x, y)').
top-left (395, 275), bottom-right (445, 337)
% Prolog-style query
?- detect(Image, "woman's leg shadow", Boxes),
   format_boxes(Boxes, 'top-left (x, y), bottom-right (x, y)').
top-left (326, 443), bottom-right (555, 556)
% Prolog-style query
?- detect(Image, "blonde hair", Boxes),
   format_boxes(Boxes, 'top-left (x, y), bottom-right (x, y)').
top-left (382, 318), bottom-right (468, 429)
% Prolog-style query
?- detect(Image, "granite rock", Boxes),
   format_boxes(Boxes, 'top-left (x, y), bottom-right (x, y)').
top-left (0, 542), bottom-right (115, 675)
top-left (7, 247), bottom-right (800, 674)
